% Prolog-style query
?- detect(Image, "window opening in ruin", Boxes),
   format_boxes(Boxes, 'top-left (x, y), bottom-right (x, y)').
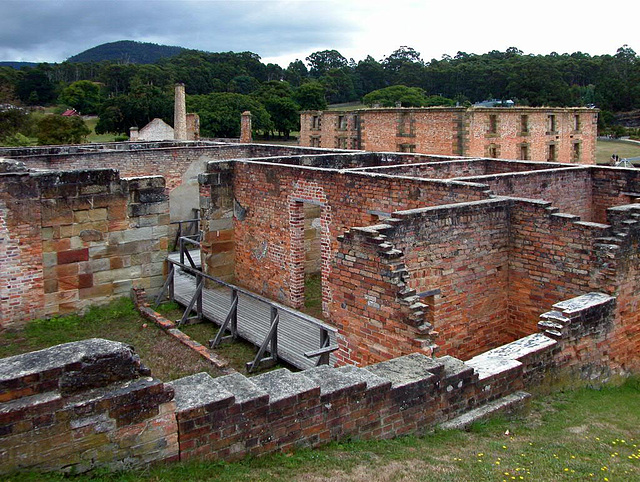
top-left (337, 137), bottom-right (348, 149)
top-left (488, 144), bottom-right (498, 158)
top-left (520, 115), bottom-right (529, 134)
top-left (303, 203), bottom-right (323, 319)
top-left (574, 114), bottom-right (581, 131)
top-left (398, 112), bottom-right (414, 137)
top-left (548, 143), bottom-right (556, 161)
top-left (337, 115), bottom-right (347, 130)
top-left (488, 114), bottom-right (498, 134)
top-left (310, 136), bottom-right (321, 148)
top-left (572, 142), bottom-right (581, 162)
top-left (520, 143), bottom-right (529, 160)
top-left (547, 114), bottom-right (557, 133)
top-left (398, 143), bottom-right (416, 153)
top-left (312, 115), bottom-right (322, 130)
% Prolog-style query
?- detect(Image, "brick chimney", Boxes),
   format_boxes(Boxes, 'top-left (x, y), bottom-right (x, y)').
top-left (240, 111), bottom-right (252, 143)
top-left (174, 83), bottom-right (187, 141)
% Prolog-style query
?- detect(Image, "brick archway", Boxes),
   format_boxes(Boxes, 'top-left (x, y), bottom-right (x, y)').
top-left (288, 181), bottom-right (332, 315)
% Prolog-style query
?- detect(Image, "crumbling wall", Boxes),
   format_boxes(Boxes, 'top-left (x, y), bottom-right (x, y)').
top-left (0, 162), bottom-right (169, 328)
top-left (458, 167), bottom-right (594, 221)
top-left (0, 339), bottom-right (177, 474)
top-left (331, 199), bottom-right (512, 363)
top-left (0, 290), bottom-right (629, 475)
top-left (201, 160), bottom-right (491, 311)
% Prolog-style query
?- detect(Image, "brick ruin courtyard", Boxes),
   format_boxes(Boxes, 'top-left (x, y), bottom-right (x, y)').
top-left (0, 139), bottom-right (639, 473)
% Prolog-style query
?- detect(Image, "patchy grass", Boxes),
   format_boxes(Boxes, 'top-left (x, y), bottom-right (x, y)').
top-left (156, 300), bottom-right (290, 375)
top-left (9, 378), bottom-right (639, 481)
top-left (0, 298), bottom-right (219, 381)
top-left (301, 272), bottom-right (324, 320)
top-left (596, 139), bottom-right (640, 164)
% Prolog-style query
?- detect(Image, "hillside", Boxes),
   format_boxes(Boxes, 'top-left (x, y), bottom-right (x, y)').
top-left (66, 40), bottom-right (184, 64)
top-left (0, 61), bottom-right (38, 69)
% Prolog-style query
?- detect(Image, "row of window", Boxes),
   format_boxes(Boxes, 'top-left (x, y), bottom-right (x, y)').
top-left (486, 142), bottom-right (581, 161)
top-left (310, 115), bottom-right (350, 131)
top-left (487, 114), bottom-right (582, 135)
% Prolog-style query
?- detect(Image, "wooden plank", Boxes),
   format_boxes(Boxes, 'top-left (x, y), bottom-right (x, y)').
top-left (172, 271), bottom-right (337, 370)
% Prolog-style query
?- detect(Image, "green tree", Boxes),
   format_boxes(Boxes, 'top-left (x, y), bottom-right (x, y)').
top-left (251, 81), bottom-right (300, 137)
top-left (294, 82), bottom-right (327, 110)
top-left (36, 115), bottom-right (90, 145)
top-left (95, 84), bottom-right (173, 134)
top-left (187, 92), bottom-right (270, 138)
top-left (58, 80), bottom-right (102, 114)
top-left (16, 68), bottom-right (56, 105)
top-left (363, 85), bottom-right (429, 107)
top-left (306, 50), bottom-right (348, 78)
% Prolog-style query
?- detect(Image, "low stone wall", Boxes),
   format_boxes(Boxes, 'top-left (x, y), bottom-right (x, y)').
top-left (0, 339), bottom-right (177, 473)
top-left (0, 291), bottom-right (622, 475)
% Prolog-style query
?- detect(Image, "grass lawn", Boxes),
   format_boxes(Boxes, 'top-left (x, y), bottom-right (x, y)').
top-left (596, 139), bottom-right (640, 164)
top-left (84, 116), bottom-right (121, 143)
top-left (7, 379), bottom-right (638, 481)
top-left (0, 298), bottom-right (219, 381)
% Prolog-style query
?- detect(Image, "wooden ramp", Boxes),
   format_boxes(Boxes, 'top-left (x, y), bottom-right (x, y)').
top-left (171, 269), bottom-right (337, 370)
top-left (167, 250), bottom-right (201, 269)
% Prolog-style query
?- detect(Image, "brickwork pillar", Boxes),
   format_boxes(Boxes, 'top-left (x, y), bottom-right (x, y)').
top-left (240, 111), bottom-right (252, 143)
top-left (174, 83), bottom-right (187, 141)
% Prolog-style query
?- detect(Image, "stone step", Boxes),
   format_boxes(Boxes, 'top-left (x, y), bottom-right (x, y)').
top-left (301, 365), bottom-right (367, 400)
top-left (439, 391), bottom-right (531, 431)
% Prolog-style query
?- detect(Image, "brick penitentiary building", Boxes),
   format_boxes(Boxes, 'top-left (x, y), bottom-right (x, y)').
top-left (299, 106), bottom-right (598, 164)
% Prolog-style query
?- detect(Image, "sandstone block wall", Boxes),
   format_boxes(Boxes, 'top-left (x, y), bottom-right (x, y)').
top-left (0, 161), bottom-right (170, 328)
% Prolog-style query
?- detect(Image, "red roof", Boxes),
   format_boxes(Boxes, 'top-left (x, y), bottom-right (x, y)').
top-left (61, 109), bottom-right (79, 116)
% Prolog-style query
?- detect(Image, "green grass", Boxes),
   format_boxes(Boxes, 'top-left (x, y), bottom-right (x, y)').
top-left (7, 378), bottom-right (639, 481)
top-left (84, 116), bottom-right (120, 143)
top-left (301, 272), bottom-right (324, 320)
top-left (596, 139), bottom-right (640, 164)
top-left (0, 298), bottom-right (219, 381)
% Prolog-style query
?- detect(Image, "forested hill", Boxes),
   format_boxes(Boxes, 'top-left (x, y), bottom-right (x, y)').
top-left (0, 62), bottom-right (38, 69)
top-left (67, 40), bottom-right (184, 64)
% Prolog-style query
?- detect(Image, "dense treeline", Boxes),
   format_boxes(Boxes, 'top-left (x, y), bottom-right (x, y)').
top-left (0, 45), bottom-right (638, 141)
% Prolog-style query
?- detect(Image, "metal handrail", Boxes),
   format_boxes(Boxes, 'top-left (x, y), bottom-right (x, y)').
top-left (166, 258), bottom-right (337, 333)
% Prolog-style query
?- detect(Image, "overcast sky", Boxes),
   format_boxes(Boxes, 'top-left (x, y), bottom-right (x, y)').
top-left (1, 0), bottom-right (637, 66)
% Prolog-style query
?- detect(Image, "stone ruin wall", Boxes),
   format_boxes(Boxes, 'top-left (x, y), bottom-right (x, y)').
top-left (330, 191), bottom-right (640, 369)
top-left (0, 161), bottom-right (170, 328)
top-left (0, 291), bottom-right (623, 475)
top-left (200, 160), bottom-right (490, 311)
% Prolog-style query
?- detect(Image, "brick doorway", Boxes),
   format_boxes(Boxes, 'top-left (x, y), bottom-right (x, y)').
top-left (289, 187), bottom-right (332, 317)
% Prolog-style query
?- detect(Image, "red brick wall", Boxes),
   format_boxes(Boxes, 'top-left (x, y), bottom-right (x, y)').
top-left (301, 108), bottom-right (598, 164)
top-left (507, 199), bottom-right (612, 339)
top-left (459, 168), bottom-right (594, 221)
top-left (331, 199), bottom-right (512, 363)
top-left (0, 175), bottom-right (44, 326)
top-left (211, 161), bottom-right (490, 312)
top-left (361, 108), bottom-right (464, 155)
top-left (466, 108), bottom-right (597, 164)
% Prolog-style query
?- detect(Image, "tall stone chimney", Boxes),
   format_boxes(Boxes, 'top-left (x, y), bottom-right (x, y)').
top-left (240, 111), bottom-right (252, 143)
top-left (129, 127), bottom-right (139, 141)
top-left (174, 83), bottom-right (187, 141)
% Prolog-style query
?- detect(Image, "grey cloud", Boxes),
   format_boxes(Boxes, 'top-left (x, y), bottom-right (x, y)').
top-left (0, 0), bottom-right (357, 62)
